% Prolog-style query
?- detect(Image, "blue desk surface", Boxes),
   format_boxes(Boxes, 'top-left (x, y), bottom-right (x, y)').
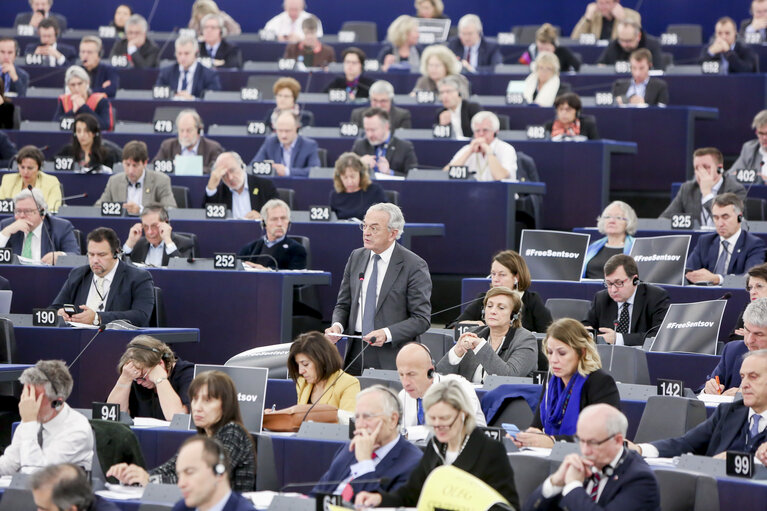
top-left (0, 364), bottom-right (31, 381)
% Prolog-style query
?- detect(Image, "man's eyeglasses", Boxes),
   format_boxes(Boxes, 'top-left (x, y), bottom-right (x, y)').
top-left (359, 223), bottom-right (386, 234)
top-left (574, 433), bottom-right (616, 447)
top-left (353, 412), bottom-right (384, 422)
top-left (604, 278), bottom-right (629, 289)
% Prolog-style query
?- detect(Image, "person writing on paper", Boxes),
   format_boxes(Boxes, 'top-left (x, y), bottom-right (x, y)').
top-left (107, 371), bottom-right (256, 491)
top-left (444, 111), bottom-right (517, 182)
top-left (0, 360), bottom-right (92, 475)
top-left (55, 113), bottom-right (121, 172)
top-left (0, 188), bottom-right (79, 264)
top-left (330, 152), bottom-right (386, 221)
top-left (0, 145), bottom-right (62, 212)
top-left (355, 380), bottom-right (519, 510)
top-left (703, 298), bottom-right (767, 396)
top-left (630, 349), bottom-right (767, 458)
top-left (513, 319), bottom-right (620, 448)
top-left (396, 342), bottom-right (485, 429)
top-left (204, 151), bottom-right (278, 221)
top-left (685, 193), bottom-right (766, 285)
top-left (524, 404), bottom-right (660, 511)
top-left (438, 287), bottom-right (538, 380)
top-left (123, 206), bottom-right (194, 267)
top-left (351, 107), bottom-right (418, 177)
top-left (106, 335), bottom-right (193, 421)
top-left (312, 385), bottom-right (423, 500)
top-left (583, 201), bottom-right (637, 279)
top-left (152, 110), bottom-right (223, 175)
top-left (237, 198), bottom-right (306, 270)
top-left (450, 250), bottom-right (552, 335)
top-left (288, 331), bottom-right (360, 413)
top-left (730, 264), bottom-right (767, 341)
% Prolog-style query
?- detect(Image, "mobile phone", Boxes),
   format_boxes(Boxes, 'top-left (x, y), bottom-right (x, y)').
top-left (501, 423), bottom-right (520, 439)
top-left (63, 304), bottom-right (81, 315)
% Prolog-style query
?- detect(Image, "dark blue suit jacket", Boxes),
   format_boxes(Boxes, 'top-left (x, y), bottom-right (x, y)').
top-left (251, 135), bottom-right (321, 177)
top-left (6, 67), bottom-right (29, 97)
top-left (0, 215), bottom-right (79, 256)
top-left (652, 399), bottom-right (767, 457)
top-left (447, 37), bottom-right (503, 68)
top-left (23, 42), bottom-right (76, 65)
top-left (155, 64), bottom-right (222, 98)
top-left (238, 236), bottom-right (306, 270)
top-left (686, 230), bottom-right (766, 275)
top-left (312, 436), bottom-right (423, 497)
top-left (171, 491), bottom-right (255, 511)
top-left (703, 340), bottom-right (749, 391)
top-left (523, 450), bottom-right (660, 511)
top-left (87, 63), bottom-right (120, 98)
top-left (0, 131), bottom-right (17, 164)
top-left (50, 261), bottom-right (155, 326)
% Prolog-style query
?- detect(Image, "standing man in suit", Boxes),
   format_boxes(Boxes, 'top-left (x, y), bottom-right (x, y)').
top-left (24, 18), bottom-right (76, 67)
top-left (152, 110), bottom-right (224, 174)
top-left (524, 404), bottom-right (660, 511)
top-left (352, 108), bottom-right (418, 177)
top-left (250, 111), bottom-right (321, 176)
top-left (326, 203), bottom-right (432, 374)
top-left (435, 75), bottom-right (482, 139)
top-left (632, 349), bottom-right (767, 458)
top-left (108, 15), bottom-right (159, 69)
top-left (96, 141), bottom-right (177, 214)
top-left (0, 38), bottom-right (30, 97)
top-left (78, 36), bottom-right (119, 98)
top-left (14, 0), bottom-right (68, 32)
top-left (350, 81), bottom-right (412, 132)
top-left (686, 193), bottom-right (766, 284)
top-left (661, 147), bottom-right (746, 226)
top-left (583, 254), bottom-right (670, 346)
top-left (702, 298), bottom-right (767, 395)
top-left (312, 385), bottom-right (422, 500)
top-left (238, 199), bottom-right (305, 270)
top-left (123, 205), bottom-right (194, 267)
top-left (155, 35), bottom-right (221, 100)
top-left (52, 227), bottom-right (155, 327)
top-left (204, 151), bottom-right (278, 220)
top-left (699, 17), bottom-right (758, 74)
top-left (729, 109), bottom-right (767, 181)
top-left (32, 463), bottom-right (119, 511)
top-left (447, 14), bottom-right (503, 73)
top-left (199, 13), bottom-right (242, 69)
top-left (0, 188), bottom-right (79, 264)
top-left (611, 48), bottom-right (668, 106)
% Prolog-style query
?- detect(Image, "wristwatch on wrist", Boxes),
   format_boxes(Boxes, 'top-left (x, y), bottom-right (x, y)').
top-left (92, 314), bottom-right (100, 326)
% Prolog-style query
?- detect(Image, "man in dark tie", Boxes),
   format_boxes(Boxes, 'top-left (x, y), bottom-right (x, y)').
top-left (686, 193), bottom-right (766, 285)
top-left (198, 13), bottom-right (242, 68)
top-left (312, 385), bottom-right (422, 501)
top-left (631, 349), bottom-right (767, 458)
top-left (524, 404), bottom-right (660, 511)
top-left (583, 254), bottom-right (670, 346)
top-left (351, 108), bottom-right (418, 177)
top-left (0, 38), bottom-right (29, 97)
top-left (155, 35), bottom-right (221, 100)
top-left (325, 203), bottom-right (431, 374)
top-left (122, 205), bottom-right (194, 267)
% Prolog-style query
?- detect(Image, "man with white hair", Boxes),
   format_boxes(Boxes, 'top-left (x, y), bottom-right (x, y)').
top-left (435, 75), bottom-right (481, 139)
top-left (350, 80), bottom-right (412, 131)
top-left (446, 14), bottom-right (503, 73)
top-left (326, 203), bottom-right (432, 374)
top-left (155, 35), bottom-right (221, 99)
top-left (108, 14), bottom-right (160, 69)
top-left (0, 360), bottom-right (93, 475)
top-left (198, 13), bottom-right (243, 69)
top-left (238, 199), bottom-right (306, 270)
top-left (729, 109), bottom-right (767, 180)
top-left (444, 111), bottom-right (517, 181)
top-left (204, 151), bottom-right (278, 220)
top-left (263, 0), bottom-right (324, 42)
top-left (152, 110), bottom-right (223, 174)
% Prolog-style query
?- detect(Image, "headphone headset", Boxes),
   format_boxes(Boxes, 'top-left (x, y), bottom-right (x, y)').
top-left (597, 445), bottom-right (629, 477)
top-left (128, 342), bottom-right (173, 362)
top-left (205, 437), bottom-right (227, 476)
top-left (737, 212), bottom-right (743, 223)
top-left (371, 384), bottom-right (403, 424)
top-left (632, 276), bottom-right (640, 286)
top-left (36, 365), bottom-right (64, 410)
top-left (407, 342), bottom-right (436, 379)
top-left (717, 165), bottom-right (724, 175)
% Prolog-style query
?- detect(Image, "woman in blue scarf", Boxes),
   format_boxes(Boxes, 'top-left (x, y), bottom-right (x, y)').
top-left (583, 201), bottom-right (637, 279)
top-left (513, 318), bottom-right (620, 447)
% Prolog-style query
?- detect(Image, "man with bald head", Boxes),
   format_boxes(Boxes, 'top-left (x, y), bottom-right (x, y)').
top-left (31, 463), bottom-right (118, 511)
top-left (524, 404), bottom-right (659, 511)
top-left (395, 342), bottom-right (485, 429)
top-left (152, 110), bottom-right (223, 174)
top-left (263, 0), bottom-right (324, 42)
top-left (250, 111), bottom-right (321, 177)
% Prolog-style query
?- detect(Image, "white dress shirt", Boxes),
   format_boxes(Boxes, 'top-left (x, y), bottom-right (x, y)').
top-left (0, 222), bottom-right (43, 261)
top-left (715, 228), bottom-right (742, 284)
top-left (398, 373), bottom-right (486, 428)
top-left (126, 170), bottom-right (146, 209)
top-left (449, 102), bottom-right (466, 139)
top-left (0, 403), bottom-right (93, 474)
top-left (613, 286), bottom-right (638, 346)
top-left (541, 448), bottom-right (625, 500)
top-left (700, 177), bottom-right (723, 226)
top-left (205, 177), bottom-right (252, 219)
top-left (332, 434), bottom-right (401, 494)
top-left (451, 138), bottom-right (518, 181)
top-left (85, 259), bottom-right (119, 313)
top-left (263, 11), bottom-right (324, 40)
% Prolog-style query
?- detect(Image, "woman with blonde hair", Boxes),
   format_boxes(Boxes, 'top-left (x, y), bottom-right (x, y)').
top-left (513, 318), bottom-right (620, 447)
top-left (412, 44), bottom-right (470, 97)
top-left (188, 0), bottom-right (241, 36)
top-left (329, 152), bottom-right (386, 220)
top-left (378, 15), bottom-right (420, 72)
top-left (414, 0), bottom-right (446, 19)
top-left (518, 51), bottom-right (565, 107)
top-left (583, 200), bottom-right (637, 278)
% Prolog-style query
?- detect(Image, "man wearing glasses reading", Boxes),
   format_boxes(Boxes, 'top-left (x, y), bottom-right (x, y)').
top-left (583, 254), bottom-right (669, 346)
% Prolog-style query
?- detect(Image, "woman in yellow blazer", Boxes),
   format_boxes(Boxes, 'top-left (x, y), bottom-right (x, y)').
top-left (288, 331), bottom-right (360, 413)
top-left (0, 145), bottom-right (62, 212)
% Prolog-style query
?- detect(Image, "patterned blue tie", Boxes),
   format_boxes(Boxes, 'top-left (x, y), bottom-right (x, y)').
top-left (2, 73), bottom-right (9, 93)
top-left (180, 70), bottom-right (189, 92)
top-left (750, 414), bottom-right (761, 440)
top-left (417, 398), bottom-right (424, 425)
top-left (361, 254), bottom-right (380, 335)
top-left (714, 240), bottom-right (729, 275)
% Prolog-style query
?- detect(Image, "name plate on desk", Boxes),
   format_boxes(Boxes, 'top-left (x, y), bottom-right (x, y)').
top-left (0, 247), bottom-right (12, 264)
top-left (497, 32), bottom-right (516, 45)
top-left (670, 214), bottom-right (692, 229)
top-left (745, 32), bottom-right (763, 45)
top-left (415, 90), bottom-right (435, 104)
top-left (505, 92), bottom-right (525, 105)
top-left (17, 24), bottom-right (34, 37)
top-left (251, 161), bottom-right (274, 176)
top-left (240, 87), bottom-right (260, 101)
top-left (339, 122), bottom-right (359, 137)
top-left (0, 200), bottom-right (14, 214)
top-left (595, 92), bottom-right (614, 106)
top-left (204, 203), bottom-right (227, 219)
top-left (328, 89), bottom-right (347, 103)
top-left (32, 308), bottom-right (57, 327)
top-left (98, 25), bottom-right (116, 38)
top-left (246, 121), bottom-right (267, 135)
top-left (531, 371), bottom-right (547, 385)
top-left (92, 402), bottom-right (120, 421)
top-left (657, 378), bottom-right (684, 396)
top-left (153, 159), bottom-right (174, 173)
top-left (614, 61), bottom-right (631, 74)
top-left (100, 202), bottom-right (122, 216)
top-left (153, 119), bottom-right (173, 133)
top-left (278, 58), bottom-right (296, 71)
top-left (338, 30), bottom-right (356, 43)
top-left (54, 156), bottom-right (75, 171)
top-left (735, 168), bottom-right (758, 184)
top-left (309, 205), bottom-right (330, 221)
top-left (59, 117), bottom-right (74, 131)
top-left (447, 165), bottom-right (469, 180)
top-left (152, 86), bottom-right (171, 99)
top-left (213, 253), bottom-right (237, 270)
top-left (578, 33), bottom-right (597, 45)
top-left (660, 33), bottom-right (679, 45)
top-left (526, 125), bottom-right (546, 139)
top-left (432, 124), bottom-right (451, 139)
top-left (477, 426), bottom-right (504, 442)
top-left (702, 61), bottom-right (720, 74)
top-left (110, 55), bottom-right (128, 68)
top-left (727, 451), bottom-right (754, 478)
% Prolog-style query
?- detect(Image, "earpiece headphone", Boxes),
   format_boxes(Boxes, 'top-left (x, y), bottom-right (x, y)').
top-left (737, 212), bottom-right (743, 223)
top-left (598, 446), bottom-right (629, 477)
top-left (407, 342), bottom-right (435, 379)
top-left (632, 276), bottom-right (640, 286)
top-left (128, 342), bottom-right (173, 361)
top-left (717, 165), bottom-right (724, 175)
top-left (510, 311), bottom-right (520, 325)
top-left (213, 449), bottom-right (226, 476)
top-left (373, 384), bottom-right (403, 424)
top-left (36, 365), bottom-right (63, 410)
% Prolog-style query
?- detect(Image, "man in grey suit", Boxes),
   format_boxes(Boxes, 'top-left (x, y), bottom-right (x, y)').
top-left (350, 80), bottom-right (412, 132)
top-left (151, 110), bottom-right (223, 174)
top-left (729, 109), bottom-right (767, 182)
top-left (660, 147), bottom-right (745, 227)
top-left (326, 203), bottom-right (432, 374)
top-left (95, 140), bottom-right (177, 215)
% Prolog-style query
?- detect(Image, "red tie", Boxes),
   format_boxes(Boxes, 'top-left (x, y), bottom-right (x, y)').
top-left (341, 453), bottom-right (377, 502)
top-left (589, 472), bottom-right (601, 501)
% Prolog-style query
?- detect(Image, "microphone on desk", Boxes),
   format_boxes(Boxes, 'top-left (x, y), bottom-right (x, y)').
top-left (280, 476), bottom-right (392, 493)
top-left (68, 323), bottom-right (108, 369)
top-left (28, 185), bottom-right (58, 266)
top-left (49, 192), bottom-right (88, 214)
top-left (186, 242), bottom-right (195, 263)
top-left (431, 295), bottom-right (487, 322)
top-left (238, 253), bottom-right (279, 269)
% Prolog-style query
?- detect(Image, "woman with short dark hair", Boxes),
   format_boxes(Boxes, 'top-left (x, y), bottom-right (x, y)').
top-left (545, 92), bottom-right (600, 140)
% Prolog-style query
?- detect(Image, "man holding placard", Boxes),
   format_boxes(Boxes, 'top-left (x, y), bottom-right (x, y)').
top-left (685, 193), bottom-right (765, 285)
top-left (583, 254), bottom-right (669, 346)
